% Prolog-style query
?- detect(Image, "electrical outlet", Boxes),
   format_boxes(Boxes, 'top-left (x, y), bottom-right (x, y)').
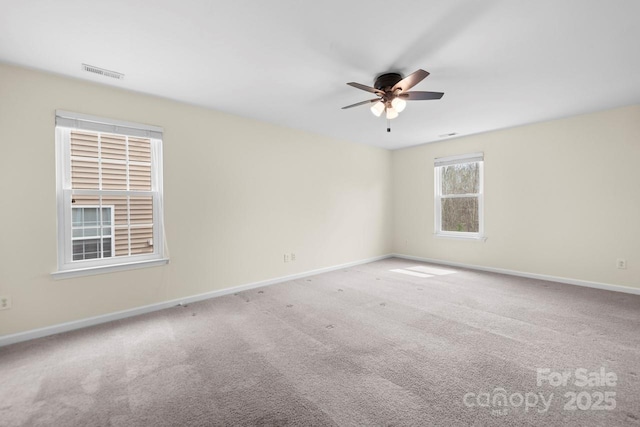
top-left (291, 253), bottom-right (296, 262)
top-left (616, 259), bottom-right (627, 269)
top-left (284, 253), bottom-right (291, 263)
top-left (0, 295), bottom-right (11, 310)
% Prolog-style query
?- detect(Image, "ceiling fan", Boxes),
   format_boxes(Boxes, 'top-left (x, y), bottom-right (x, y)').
top-left (342, 69), bottom-right (443, 132)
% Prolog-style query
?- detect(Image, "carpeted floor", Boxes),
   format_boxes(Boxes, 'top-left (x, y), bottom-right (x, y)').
top-left (1, 258), bottom-right (639, 426)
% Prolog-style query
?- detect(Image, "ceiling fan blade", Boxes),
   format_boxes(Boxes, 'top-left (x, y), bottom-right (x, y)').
top-left (347, 82), bottom-right (384, 95)
top-left (400, 91), bottom-right (444, 100)
top-left (341, 98), bottom-right (381, 109)
top-left (392, 69), bottom-right (430, 92)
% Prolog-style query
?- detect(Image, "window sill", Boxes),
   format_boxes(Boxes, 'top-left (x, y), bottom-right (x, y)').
top-left (434, 233), bottom-right (487, 242)
top-left (52, 258), bottom-right (169, 280)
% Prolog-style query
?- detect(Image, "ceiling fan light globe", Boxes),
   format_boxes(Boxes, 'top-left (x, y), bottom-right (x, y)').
top-left (391, 97), bottom-right (407, 112)
top-left (386, 107), bottom-right (399, 120)
top-left (370, 101), bottom-right (385, 117)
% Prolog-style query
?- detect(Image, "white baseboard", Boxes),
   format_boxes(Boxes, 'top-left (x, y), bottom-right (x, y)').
top-left (0, 254), bottom-right (392, 347)
top-left (392, 253), bottom-right (640, 296)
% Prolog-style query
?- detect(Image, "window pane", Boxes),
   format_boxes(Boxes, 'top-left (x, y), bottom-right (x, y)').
top-left (101, 196), bottom-right (129, 257)
top-left (128, 137), bottom-right (151, 162)
top-left (71, 159), bottom-right (99, 189)
top-left (73, 238), bottom-right (102, 260)
top-left (72, 241), bottom-right (84, 260)
top-left (441, 197), bottom-right (479, 232)
top-left (114, 227), bottom-right (129, 257)
top-left (70, 131), bottom-right (99, 159)
top-left (70, 131), bottom-right (99, 190)
top-left (83, 208), bottom-right (98, 226)
top-left (129, 163), bottom-right (152, 191)
top-left (441, 162), bottom-right (479, 195)
top-left (101, 161), bottom-right (127, 190)
top-left (131, 226), bottom-right (154, 255)
top-left (101, 196), bottom-right (128, 227)
top-left (103, 238), bottom-right (112, 258)
top-left (130, 196), bottom-right (153, 225)
top-left (100, 134), bottom-right (126, 160)
top-left (72, 195), bottom-right (99, 210)
top-left (83, 227), bottom-right (99, 237)
top-left (84, 240), bottom-right (100, 259)
top-left (129, 137), bottom-right (152, 191)
top-left (72, 208), bottom-right (83, 226)
top-left (102, 207), bottom-right (111, 225)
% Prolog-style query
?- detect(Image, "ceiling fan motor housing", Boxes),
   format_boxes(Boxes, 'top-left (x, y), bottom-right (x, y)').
top-left (374, 73), bottom-right (403, 91)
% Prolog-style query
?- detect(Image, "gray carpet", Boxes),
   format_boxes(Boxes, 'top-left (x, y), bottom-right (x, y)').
top-left (1, 258), bottom-right (639, 426)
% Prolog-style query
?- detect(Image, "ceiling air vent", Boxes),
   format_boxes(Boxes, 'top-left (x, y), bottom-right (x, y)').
top-left (82, 63), bottom-right (124, 80)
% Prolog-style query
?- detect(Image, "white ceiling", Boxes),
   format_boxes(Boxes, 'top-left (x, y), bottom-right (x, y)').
top-left (1, 0), bottom-right (639, 149)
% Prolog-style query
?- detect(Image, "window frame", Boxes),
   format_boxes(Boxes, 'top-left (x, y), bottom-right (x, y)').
top-left (434, 152), bottom-right (485, 240)
top-left (53, 111), bottom-right (168, 279)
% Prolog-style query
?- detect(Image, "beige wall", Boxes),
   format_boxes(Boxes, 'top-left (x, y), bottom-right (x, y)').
top-left (392, 105), bottom-right (640, 289)
top-left (0, 63), bottom-right (393, 336)
top-left (1, 61), bottom-right (637, 338)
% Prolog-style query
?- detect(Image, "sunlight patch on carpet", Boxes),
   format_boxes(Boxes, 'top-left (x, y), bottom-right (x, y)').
top-left (390, 269), bottom-right (433, 278)
top-left (407, 266), bottom-right (457, 276)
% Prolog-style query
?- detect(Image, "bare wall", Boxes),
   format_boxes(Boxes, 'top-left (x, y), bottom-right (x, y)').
top-left (392, 105), bottom-right (640, 289)
top-left (0, 63), bottom-right (393, 336)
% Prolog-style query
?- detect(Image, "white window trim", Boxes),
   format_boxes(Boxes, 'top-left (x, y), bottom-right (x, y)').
top-left (51, 258), bottom-right (169, 280)
top-left (434, 153), bottom-right (485, 240)
top-left (54, 111), bottom-right (168, 279)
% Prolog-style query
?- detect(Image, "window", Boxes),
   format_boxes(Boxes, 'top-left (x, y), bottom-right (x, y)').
top-left (434, 153), bottom-right (484, 239)
top-left (72, 206), bottom-right (113, 260)
top-left (54, 111), bottom-right (167, 278)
